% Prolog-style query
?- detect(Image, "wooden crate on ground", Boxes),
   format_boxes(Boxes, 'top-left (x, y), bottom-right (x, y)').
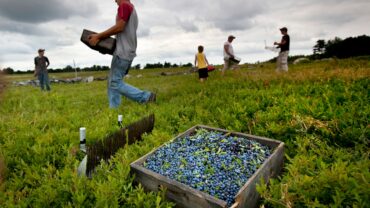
top-left (130, 125), bottom-right (284, 208)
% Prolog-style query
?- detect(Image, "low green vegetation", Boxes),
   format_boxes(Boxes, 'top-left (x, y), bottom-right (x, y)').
top-left (0, 59), bottom-right (369, 207)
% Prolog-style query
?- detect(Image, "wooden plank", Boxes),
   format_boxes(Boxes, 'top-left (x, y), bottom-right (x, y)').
top-left (86, 114), bottom-right (154, 176)
top-left (196, 125), bottom-right (281, 148)
top-left (234, 143), bottom-right (285, 208)
top-left (131, 164), bottom-right (228, 208)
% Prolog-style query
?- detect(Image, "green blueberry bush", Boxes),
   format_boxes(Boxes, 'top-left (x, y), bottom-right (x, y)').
top-left (0, 60), bottom-right (369, 207)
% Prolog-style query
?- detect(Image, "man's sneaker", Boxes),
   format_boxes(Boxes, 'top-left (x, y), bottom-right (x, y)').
top-left (146, 92), bottom-right (156, 103)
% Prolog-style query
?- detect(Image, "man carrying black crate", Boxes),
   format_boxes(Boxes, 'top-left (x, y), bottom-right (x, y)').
top-left (88, 0), bottom-right (156, 108)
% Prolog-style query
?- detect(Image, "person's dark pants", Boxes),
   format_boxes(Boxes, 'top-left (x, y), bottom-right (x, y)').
top-left (38, 71), bottom-right (51, 91)
top-left (198, 68), bottom-right (208, 79)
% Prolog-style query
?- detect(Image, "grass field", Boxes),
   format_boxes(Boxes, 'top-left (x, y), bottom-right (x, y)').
top-left (0, 59), bottom-right (369, 207)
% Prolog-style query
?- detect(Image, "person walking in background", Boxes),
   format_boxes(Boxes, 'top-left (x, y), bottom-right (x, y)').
top-left (274, 27), bottom-right (290, 72)
top-left (34, 49), bottom-right (51, 91)
top-left (88, 0), bottom-right (155, 109)
top-left (194, 45), bottom-right (209, 82)
top-left (222, 35), bottom-right (240, 76)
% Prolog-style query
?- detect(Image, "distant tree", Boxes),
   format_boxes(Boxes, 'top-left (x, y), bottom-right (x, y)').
top-left (164, 62), bottom-right (171, 68)
top-left (182, 62), bottom-right (193, 67)
top-left (133, 64), bottom-right (141, 70)
top-left (142, 62), bottom-right (194, 69)
top-left (91, 65), bottom-right (100, 71)
top-left (324, 35), bottom-right (370, 58)
top-left (63, 65), bottom-right (74, 72)
top-left (313, 39), bottom-right (326, 55)
top-left (102, 66), bottom-right (110, 71)
top-left (3, 67), bottom-right (14, 74)
top-left (144, 62), bottom-right (164, 69)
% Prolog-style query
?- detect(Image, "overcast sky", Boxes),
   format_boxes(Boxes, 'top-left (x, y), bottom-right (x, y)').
top-left (0, 0), bottom-right (369, 71)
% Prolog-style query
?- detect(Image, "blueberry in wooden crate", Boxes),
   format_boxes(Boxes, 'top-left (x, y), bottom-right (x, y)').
top-left (130, 125), bottom-right (285, 208)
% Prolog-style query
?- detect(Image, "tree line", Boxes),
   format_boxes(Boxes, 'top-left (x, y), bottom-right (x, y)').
top-left (1, 62), bottom-right (193, 75)
top-left (313, 35), bottom-right (370, 59)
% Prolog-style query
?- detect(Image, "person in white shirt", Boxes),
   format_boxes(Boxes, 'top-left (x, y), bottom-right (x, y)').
top-left (222, 35), bottom-right (240, 76)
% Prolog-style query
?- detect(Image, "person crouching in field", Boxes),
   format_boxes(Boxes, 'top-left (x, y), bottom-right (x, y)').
top-left (274, 27), bottom-right (290, 72)
top-left (34, 49), bottom-right (51, 91)
top-left (194, 45), bottom-right (209, 82)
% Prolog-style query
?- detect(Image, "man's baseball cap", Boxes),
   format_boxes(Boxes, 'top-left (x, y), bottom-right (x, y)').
top-left (228, 35), bottom-right (236, 39)
top-left (38, 48), bottom-right (45, 52)
top-left (280, 27), bottom-right (288, 32)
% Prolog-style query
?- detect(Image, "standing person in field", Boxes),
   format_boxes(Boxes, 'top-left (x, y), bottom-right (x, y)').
top-left (222, 35), bottom-right (239, 76)
top-left (34, 49), bottom-right (51, 91)
top-left (88, 0), bottom-right (155, 109)
top-left (194, 45), bottom-right (209, 82)
top-left (274, 27), bottom-right (290, 72)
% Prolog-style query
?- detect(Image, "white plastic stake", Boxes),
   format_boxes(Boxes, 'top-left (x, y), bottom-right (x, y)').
top-left (118, 115), bottom-right (123, 127)
top-left (79, 127), bottom-right (86, 153)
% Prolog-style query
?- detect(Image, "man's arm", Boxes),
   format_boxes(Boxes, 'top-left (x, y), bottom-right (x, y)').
top-left (88, 19), bottom-right (126, 46)
top-left (274, 38), bottom-right (287, 47)
top-left (45, 57), bottom-right (50, 68)
top-left (34, 58), bottom-right (38, 76)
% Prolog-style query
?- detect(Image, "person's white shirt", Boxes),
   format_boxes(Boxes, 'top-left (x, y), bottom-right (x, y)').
top-left (223, 41), bottom-right (234, 59)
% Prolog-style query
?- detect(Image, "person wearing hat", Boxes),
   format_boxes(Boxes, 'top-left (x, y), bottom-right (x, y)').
top-left (34, 49), bottom-right (51, 91)
top-left (222, 35), bottom-right (239, 76)
top-left (274, 27), bottom-right (290, 72)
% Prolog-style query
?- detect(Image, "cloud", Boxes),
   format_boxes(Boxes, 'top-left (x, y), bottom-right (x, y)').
top-left (176, 18), bottom-right (199, 32)
top-left (0, 18), bottom-right (44, 35)
top-left (136, 0), bottom-right (266, 33)
top-left (0, 0), bottom-right (97, 23)
top-left (138, 27), bottom-right (150, 37)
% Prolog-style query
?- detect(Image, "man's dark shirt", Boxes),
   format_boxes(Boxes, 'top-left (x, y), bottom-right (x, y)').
top-left (34, 56), bottom-right (50, 72)
top-left (280, 35), bottom-right (290, 52)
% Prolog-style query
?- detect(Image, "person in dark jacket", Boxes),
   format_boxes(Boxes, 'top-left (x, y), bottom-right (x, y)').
top-left (34, 49), bottom-right (51, 91)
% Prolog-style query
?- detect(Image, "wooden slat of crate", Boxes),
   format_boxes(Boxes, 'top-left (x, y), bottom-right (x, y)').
top-left (234, 142), bottom-right (284, 208)
top-left (194, 125), bottom-right (285, 208)
top-left (131, 164), bottom-right (228, 208)
top-left (130, 125), bottom-right (284, 208)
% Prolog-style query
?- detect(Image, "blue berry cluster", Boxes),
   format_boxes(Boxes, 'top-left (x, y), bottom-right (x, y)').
top-left (144, 128), bottom-right (272, 206)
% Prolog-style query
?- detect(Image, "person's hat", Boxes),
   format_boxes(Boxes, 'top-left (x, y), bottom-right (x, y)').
top-left (228, 35), bottom-right (236, 39)
top-left (279, 27), bottom-right (288, 32)
top-left (38, 48), bottom-right (45, 52)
